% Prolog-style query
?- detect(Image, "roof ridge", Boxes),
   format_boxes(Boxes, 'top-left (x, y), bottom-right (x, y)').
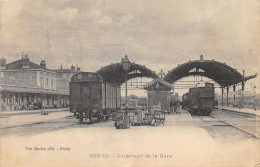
top-left (143, 78), bottom-right (173, 89)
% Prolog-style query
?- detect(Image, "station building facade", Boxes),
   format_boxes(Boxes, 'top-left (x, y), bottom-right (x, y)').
top-left (0, 55), bottom-right (79, 111)
top-left (53, 64), bottom-right (80, 91)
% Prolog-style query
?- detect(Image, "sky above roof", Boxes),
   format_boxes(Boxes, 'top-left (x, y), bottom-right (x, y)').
top-left (1, 0), bottom-right (259, 95)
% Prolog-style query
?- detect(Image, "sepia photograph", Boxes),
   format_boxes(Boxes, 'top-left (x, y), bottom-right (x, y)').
top-left (0, 0), bottom-right (259, 167)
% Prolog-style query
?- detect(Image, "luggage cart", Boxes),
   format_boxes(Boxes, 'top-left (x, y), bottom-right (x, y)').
top-left (129, 109), bottom-right (154, 126)
top-left (152, 110), bottom-right (166, 126)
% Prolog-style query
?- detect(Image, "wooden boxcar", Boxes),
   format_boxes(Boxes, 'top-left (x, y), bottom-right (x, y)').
top-left (70, 72), bottom-right (121, 123)
top-left (183, 83), bottom-right (214, 116)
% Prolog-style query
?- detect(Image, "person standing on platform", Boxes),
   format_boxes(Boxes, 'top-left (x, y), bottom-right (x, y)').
top-left (177, 102), bottom-right (181, 115)
top-left (174, 104), bottom-right (177, 114)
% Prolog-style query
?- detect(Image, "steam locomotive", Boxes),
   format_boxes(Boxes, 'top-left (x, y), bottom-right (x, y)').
top-left (70, 72), bottom-right (121, 123)
top-left (182, 83), bottom-right (215, 116)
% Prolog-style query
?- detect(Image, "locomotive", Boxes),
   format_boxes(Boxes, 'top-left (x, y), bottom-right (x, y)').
top-left (182, 83), bottom-right (215, 116)
top-left (70, 72), bottom-right (121, 123)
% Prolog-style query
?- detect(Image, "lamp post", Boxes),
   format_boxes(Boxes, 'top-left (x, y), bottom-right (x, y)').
top-left (121, 55), bottom-right (131, 128)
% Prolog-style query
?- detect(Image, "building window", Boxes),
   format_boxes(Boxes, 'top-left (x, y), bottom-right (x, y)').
top-left (46, 78), bottom-right (48, 86)
top-left (41, 77), bottom-right (44, 86)
top-left (51, 79), bottom-right (54, 86)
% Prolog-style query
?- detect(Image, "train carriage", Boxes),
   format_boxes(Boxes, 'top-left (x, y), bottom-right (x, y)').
top-left (70, 72), bottom-right (121, 123)
top-left (182, 83), bottom-right (214, 116)
top-left (181, 93), bottom-right (189, 108)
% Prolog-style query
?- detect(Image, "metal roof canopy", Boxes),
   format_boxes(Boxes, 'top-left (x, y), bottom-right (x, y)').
top-left (164, 55), bottom-right (257, 87)
top-left (96, 62), bottom-right (159, 85)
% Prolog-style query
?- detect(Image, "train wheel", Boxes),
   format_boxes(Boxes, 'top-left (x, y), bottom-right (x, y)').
top-left (79, 113), bottom-right (83, 124)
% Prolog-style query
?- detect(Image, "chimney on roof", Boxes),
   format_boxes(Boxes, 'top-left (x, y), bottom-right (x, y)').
top-left (60, 64), bottom-right (63, 70)
top-left (200, 55), bottom-right (204, 62)
top-left (0, 58), bottom-right (6, 70)
top-left (76, 64), bottom-right (80, 71)
top-left (22, 54), bottom-right (29, 60)
top-left (40, 60), bottom-right (46, 68)
top-left (22, 54), bottom-right (30, 68)
top-left (71, 64), bottom-right (75, 71)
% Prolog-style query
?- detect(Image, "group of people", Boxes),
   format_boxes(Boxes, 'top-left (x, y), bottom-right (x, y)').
top-left (170, 101), bottom-right (181, 115)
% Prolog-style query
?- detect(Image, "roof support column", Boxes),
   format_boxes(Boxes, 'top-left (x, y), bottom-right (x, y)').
top-left (233, 85), bottom-right (236, 102)
top-left (242, 70), bottom-right (245, 91)
top-left (241, 70), bottom-right (245, 107)
top-left (221, 87), bottom-right (224, 106)
top-left (226, 87), bottom-right (229, 107)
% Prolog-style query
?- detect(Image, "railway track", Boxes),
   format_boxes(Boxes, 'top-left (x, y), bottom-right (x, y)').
top-left (216, 108), bottom-right (257, 118)
top-left (220, 120), bottom-right (259, 139)
top-left (17, 123), bottom-right (79, 137)
top-left (1, 115), bottom-right (114, 137)
top-left (217, 109), bottom-right (259, 139)
top-left (197, 110), bottom-right (259, 140)
top-left (1, 116), bottom-right (78, 137)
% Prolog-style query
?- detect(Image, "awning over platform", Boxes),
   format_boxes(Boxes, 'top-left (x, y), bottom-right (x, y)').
top-left (164, 56), bottom-right (257, 87)
top-left (96, 62), bottom-right (159, 85)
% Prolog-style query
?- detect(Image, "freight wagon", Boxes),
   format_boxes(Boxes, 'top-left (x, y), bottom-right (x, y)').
top-left (70, 72), bottom-right (121, 123)
top-left (182, 83), bottom-right (215, 116)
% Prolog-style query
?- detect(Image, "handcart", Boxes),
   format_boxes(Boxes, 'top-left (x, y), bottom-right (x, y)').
top-left (151, 109), bottom-right (166, 126)
top-left (129, 109), bottom-right (154, 126)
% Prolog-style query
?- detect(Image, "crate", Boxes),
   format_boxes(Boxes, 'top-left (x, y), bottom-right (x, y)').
top-left (129, 110), bottom-right (143, 125)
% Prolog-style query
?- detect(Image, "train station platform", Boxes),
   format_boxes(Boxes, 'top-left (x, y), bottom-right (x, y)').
top-left (165, 109), bottom-right (194, 127)
top-left (0, 108), bottom-right (69, 117)
top-left (217, 106), bottom-right (260, 117)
